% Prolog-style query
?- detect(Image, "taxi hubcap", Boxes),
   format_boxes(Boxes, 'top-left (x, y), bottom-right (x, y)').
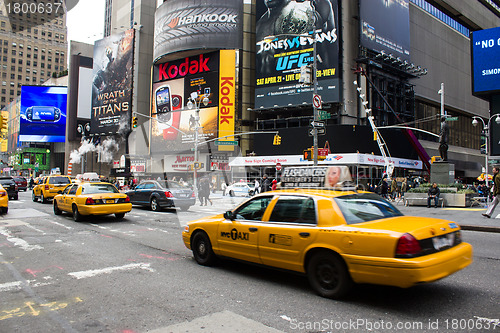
top-left (317, 262), bottom-right (339, 289)
top-left (198, 242), bottom-right (206, 256)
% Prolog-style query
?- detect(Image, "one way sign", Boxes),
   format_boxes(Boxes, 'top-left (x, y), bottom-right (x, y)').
top-left (308, 128), bottom-right (326, 136)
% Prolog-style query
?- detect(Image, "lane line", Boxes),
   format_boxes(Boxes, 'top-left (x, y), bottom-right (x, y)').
top-left (68, 263), bottom-right (155, 280)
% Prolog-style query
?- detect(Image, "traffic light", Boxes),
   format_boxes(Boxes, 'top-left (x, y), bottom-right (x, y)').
top-left (132, 116), bottom-right (138, 128)
top-left (373, 130), bottom-right (378, 141)
top-left (273, 134), bottom-right (281, 145)
top-left (299, 65), bottom-right (312, 85)
top-left (0, 115), bottom-right (6, 131)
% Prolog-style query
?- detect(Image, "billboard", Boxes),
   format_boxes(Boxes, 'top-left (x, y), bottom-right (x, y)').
top-left (154, 0), bottom-right (243, 60)
top-left (255, 0), bottom-right (340, 108)
top-left (19, 86), bottom-right (67, 143)
top-left (91, 29), bottom-right (135, 136)
top-left (359, 0), bottom-right (410, 61)
top-left (471, 27), bottom-right (500, 95)
top-left (152, 51), bottom-right (236, 154)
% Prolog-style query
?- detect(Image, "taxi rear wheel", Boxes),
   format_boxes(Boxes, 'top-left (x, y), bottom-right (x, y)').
top-left (307, 252), bottom-right (353, 299)
top-left (41, 192), bottom-right (47, 204)
top-left (32, 191), bottom-right (38, 202)
top-left (115, 213), bottom-right (125, 220)
top-left (53, 201), bottom-right (62, 215)
top-left (72, 205), bottom-right (83, 222)
top-left (192, 232), bottom-right (216, 266)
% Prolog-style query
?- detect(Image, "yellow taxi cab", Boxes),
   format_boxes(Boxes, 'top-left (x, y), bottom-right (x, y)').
top-left (33, 174), bottom-right (72, 203)
top-left (182, 166), bottom-right (473, 299)
top-left (0, 184), bottom-right (8, 214)
top-left (53, 182), bottom-right (132, 221)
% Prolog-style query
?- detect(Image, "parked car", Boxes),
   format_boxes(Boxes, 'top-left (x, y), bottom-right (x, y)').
top-left (226, 182), bottom-right (254, 197)
top-left (125, 180), bottom-right (195, 211)
top-left (0, 177), bottom-right (18, 200)
top-left (13, 176), bottom-right (28, 191)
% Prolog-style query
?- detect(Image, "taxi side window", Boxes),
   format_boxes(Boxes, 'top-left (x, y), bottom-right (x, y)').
top-left (62, 185), bottom-right (73, 194)
top-left (269, 196), bottom-right (316, 224)
top-left (234, 196), bottom-right (273, 221)
top-left (68, 185), bottom-right (78, 195)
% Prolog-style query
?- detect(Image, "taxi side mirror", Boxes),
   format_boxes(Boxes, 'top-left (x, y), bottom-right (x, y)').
top-left (223, 211), bottom-right (235, 220)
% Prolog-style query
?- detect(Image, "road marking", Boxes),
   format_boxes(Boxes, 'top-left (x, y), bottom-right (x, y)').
top-left (68, 263), bottom-right (154, 280)
top-left (0, 227), bottom-right (43, 251)
top-left (49, 221), bottom-right (73, 230)
top-left (0, 208), bottom-right (49, 220)
top-left (0, 297), bottom-right (83, 321)
top-left (0, 219), bottom-right (27, 227)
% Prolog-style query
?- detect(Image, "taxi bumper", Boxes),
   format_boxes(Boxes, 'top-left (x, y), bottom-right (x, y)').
top-left (0, 195), bottom-right (7, 208)
top-left (344, 242), bottom-right (473, 288)
top-left (78, 203), bottom-right (132, 216)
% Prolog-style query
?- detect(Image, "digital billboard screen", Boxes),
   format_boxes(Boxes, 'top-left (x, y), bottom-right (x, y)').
top-left (19, 86), bottom-right (67, 143)
top-left (359, 0), bottom-right (410, 61)
top-left (254, 0), bottom-right (340, 108)
top-left (91, 29), bottom-right (135, 136)
top-left (471, 27), bottom-right (500, 95)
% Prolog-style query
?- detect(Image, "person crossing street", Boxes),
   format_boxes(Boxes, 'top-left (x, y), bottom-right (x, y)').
top-left (483, 167), bottom-right (500, 218)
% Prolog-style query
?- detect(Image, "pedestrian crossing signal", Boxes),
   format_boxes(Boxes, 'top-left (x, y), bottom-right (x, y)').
top-left (303, 148), bottom-right (313, 161)
top-left (132, 116), bottom-right (138, 128)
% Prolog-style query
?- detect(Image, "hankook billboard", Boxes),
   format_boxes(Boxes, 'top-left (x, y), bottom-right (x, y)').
top-left (359, 0), bottom-right (411, 61)
top-left (152, 50), bottom-right (236, 153)
top-left (154, 0), bottom-right (243, 60)
top-left (91, 29), bottom-right (135, 136)
top-left (255, 0), bottom-right (341, 108)
top-left (471, 26), bottom-right (500, 96)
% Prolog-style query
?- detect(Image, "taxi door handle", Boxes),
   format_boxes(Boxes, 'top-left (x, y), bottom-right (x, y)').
top-left (249, 227), bottom-right (258, 232)
top-left (299, 232), bottom-right (310, 237)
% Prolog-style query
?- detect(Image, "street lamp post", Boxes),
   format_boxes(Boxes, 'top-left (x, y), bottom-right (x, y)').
top-left (187, 91), bottom-right (209, 197)
top-left (472, 113), bottom-right (500, 206)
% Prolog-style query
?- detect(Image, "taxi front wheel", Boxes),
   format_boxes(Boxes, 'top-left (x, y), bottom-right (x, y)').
top-left (307, 252), bottom-right (353, 299)
top-left (192, 232), bottom-right (216, 266)
top-left (53, 201), bottom-right (62, 215)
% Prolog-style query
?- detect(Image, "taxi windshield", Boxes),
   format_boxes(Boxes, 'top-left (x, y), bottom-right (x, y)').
top-left (334, 193), bottom-right (403, 224)
top-left (81, 183), bottom-right (119, 194)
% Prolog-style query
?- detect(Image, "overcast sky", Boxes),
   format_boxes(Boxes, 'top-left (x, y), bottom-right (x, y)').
top-left (67, 0), bottom-right (105, 44)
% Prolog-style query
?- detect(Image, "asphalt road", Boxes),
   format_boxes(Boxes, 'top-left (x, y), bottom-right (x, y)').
top-left (0, 191), bottom-right (498, 332)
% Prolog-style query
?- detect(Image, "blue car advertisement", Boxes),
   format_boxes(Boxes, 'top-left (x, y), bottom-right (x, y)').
top-left (20, 86), bottom-right (68, 142)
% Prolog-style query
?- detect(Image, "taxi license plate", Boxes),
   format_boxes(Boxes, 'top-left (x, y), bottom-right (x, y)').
top-left (432, 234), bottom-right (454, 250)
top-left (106, 199), bottom-right (115, 204)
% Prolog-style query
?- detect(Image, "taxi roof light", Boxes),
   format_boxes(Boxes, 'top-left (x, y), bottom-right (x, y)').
top-left (395, 233), bottom-right (421, 257)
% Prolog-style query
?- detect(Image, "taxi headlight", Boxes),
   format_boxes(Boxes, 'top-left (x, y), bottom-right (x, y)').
top-left (184, 225), bottom-right (189, 233)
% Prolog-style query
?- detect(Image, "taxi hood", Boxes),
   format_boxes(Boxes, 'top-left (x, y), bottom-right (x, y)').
top-left (352, 216), bottom-right (460, 240)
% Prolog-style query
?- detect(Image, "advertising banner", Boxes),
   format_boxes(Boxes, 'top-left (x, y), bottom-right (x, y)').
top-left (281, 166), bottom-right (352, 188)
top-left (471, 26), bottom-right (500, 95)
top-left (91, 29), bottom-right (135, 136)
top-left (19, 86), bottom-right (68, 142)
top-left (218, 50), bottom-right (236, 152)
top-left (154, 0), bottom-right (243, 60)
top-left (255, 0), bottom-right (340, 108)
top-left (152, 51), bottom-right (236, 154)
top-left (359, 0), bottom-right (410, 61)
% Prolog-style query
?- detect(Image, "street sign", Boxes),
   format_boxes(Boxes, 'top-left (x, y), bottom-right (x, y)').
top-left (215, 140), bottom-right (238, 146)
top-left (317, 110), bottom-right (331, 120)
top-left (308, 128), bottom-right (326, 136)
top-left (311, 121), bottom-right (325, 128)
top-left (312, 94), bottom-right (322, 109)
top-left (446, 117), bottom-right (458, 121)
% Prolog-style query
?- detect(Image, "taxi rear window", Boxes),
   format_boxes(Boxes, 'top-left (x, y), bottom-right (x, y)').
top-left (334, 193), bottom-right (403, 224)
top-left (81, 184), bottom-right (119, 194)
top-left (48, 177), bottom-right (71, 185)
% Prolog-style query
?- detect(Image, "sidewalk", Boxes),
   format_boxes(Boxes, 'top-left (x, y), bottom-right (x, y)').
top-left (396, 203), bottom-right (500, 233)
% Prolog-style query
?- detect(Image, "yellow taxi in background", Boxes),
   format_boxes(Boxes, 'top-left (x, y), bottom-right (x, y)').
top-left (0, 184), bottom-right (8, 214)
top-left (53, 182), bottom-right (132, 221)
top-left (33, 175), bottom-right (72, 203)
top-left (182, 167), bottom-right (473, 299)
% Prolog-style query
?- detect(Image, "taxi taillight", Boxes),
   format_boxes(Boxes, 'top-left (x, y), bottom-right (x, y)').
top-left (85, 197), bottom-right (96, 205)
top-left (395, 233), bottom-right (421, 258)
top-left (165, 191), bottom-right (174, 198)
top-left (125, 196), bottom-right (130, 203)
top-left (0, 191), bottom-right (6, 197)
top-left (45, 185), bottom-right (49, 190)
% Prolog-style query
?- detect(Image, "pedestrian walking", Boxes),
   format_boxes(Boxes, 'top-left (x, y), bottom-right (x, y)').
top-left (221, 182), bottom-right (227, 196)
top-left (254, 179), bottom-right (260, 194)
top-left (261, 175), bottom-right (271, 192)
top-left (391, 178), bottom-right (397, 200)
top-left (271, 179), bottom-right (277, 191)
top-left (483, 167), bottom-right (500, 218)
